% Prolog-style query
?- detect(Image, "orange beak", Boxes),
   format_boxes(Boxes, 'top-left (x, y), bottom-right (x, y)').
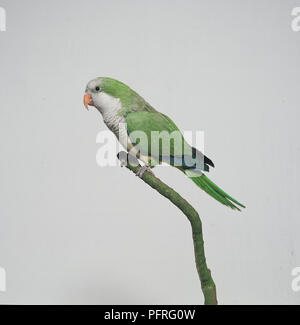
top-left (83, 93), bottom-right (94, 110)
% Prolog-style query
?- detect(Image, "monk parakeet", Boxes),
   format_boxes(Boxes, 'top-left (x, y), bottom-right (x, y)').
top-left (84, 77), bottom-right (245, 211)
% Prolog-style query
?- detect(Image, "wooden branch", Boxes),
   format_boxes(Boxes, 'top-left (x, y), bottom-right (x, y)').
top-left (117, 151), bottom-right (218, 305)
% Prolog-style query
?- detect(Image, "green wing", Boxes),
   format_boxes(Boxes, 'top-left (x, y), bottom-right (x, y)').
top-left (126, 111), bottom-right (193, 161)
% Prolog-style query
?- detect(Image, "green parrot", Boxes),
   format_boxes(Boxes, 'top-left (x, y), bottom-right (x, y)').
top-left (84, 77), bottom-right (245, 211)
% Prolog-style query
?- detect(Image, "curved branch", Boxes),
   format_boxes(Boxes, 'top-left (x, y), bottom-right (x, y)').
top-left (117, 152), bottom-right (217, 305)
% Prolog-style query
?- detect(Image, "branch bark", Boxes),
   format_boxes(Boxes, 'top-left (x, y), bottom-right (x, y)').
top-left (117, 152), bottom-right (218, 305)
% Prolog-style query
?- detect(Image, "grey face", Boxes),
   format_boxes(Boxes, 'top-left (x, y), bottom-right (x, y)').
top-left (86, 78), bottom-right (102, 94)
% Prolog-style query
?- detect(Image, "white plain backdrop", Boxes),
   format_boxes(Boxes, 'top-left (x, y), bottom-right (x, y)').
top-left (0, 0), bottom-right (300, 304)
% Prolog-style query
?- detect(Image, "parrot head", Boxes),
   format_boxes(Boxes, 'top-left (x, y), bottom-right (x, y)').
top-left (83, 77), bottom-right (131, 111)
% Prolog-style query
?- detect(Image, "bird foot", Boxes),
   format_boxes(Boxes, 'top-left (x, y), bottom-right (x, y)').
top-left (117, 151), bottom-right (139, 167)
top-left (136, 165), bottom-right (154, 178)
top-left (117, 151), bottom-right (128, 167)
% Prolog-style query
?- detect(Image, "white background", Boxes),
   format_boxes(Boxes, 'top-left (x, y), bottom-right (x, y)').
top-left (0, 0), bottom-right (299, 304)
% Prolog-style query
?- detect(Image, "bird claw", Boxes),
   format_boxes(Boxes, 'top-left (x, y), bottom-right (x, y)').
top-left (136, 166), bottom-right (154, 178)
top-left (117, 151), bottom-right (128, 167)
top-left (117, 151), bottom-right (140, 168)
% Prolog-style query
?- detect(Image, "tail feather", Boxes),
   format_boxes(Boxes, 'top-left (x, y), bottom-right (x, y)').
top-left (185, 170), bottom-right (245, 211)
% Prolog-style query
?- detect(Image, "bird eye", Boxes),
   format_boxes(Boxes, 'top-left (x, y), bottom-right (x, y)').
top-left (95, 86), bottom-right (100, 91)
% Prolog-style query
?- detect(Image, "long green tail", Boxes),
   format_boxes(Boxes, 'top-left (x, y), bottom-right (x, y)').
top-left (185, 170), bottom-right (245, 211)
